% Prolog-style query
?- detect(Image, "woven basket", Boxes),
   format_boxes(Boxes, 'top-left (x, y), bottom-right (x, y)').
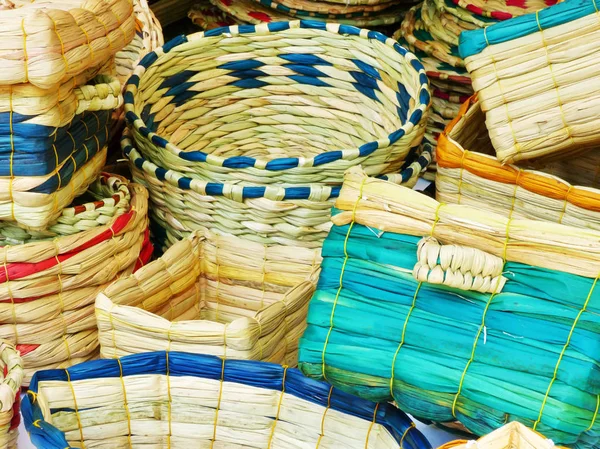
top-left (438, 422), bottom-right (565, 449)
top-left (123, 128), bottom-right (431, 248)
top-left (459, 0), bottom-right (600, 163)
top-left (436, 96), bottom-right (600, 230)
top-left (111, 0), bottom-right (164, 151)
top-left (210, 0), bottom-right (410, 25)
top-left (0, 178), bottom-right (151, 385)
top-left (1, 144), bottom-right (109, 231)
top-left (299, 167), bottom-right (600, 448)
top-left (23, 351), bottom-right (433, 449)
top-left (124, 21), bottom-right (429, 185)
top-left (0, 0), bottom-right (135, 89)
top-left (97, 230), bottom-right (320, 366)
top-left (0, 341), bottom-right (23, 449)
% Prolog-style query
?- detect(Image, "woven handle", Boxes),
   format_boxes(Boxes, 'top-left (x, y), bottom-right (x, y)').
top-left (413, 237), bottom-right (507, 294)
top-left (75, 75), bottom-right (123, 114)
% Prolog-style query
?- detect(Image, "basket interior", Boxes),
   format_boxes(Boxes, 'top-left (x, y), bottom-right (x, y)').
top-left (448, 101), bottom-right (600, 189)
top-left (133, 27), bottom-right (424, 160)
top-left (132, 235), bottom-right (318, 326)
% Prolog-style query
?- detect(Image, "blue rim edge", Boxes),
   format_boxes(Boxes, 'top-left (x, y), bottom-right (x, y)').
top-left (460, 0), bottom-right (593, 59)
top-left (124, 20), bottom-right (430, 172)
top-left (23, 351), bottom-right (433, 449)
top-left (120, 131), bottom-right (432, 201)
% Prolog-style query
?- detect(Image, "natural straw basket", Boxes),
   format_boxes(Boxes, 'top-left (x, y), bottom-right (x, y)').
top-left (448, 0), bottom-right (557, 20)
top-left (96, 230), bottom-right (321, 366)
top-left (111, 0), bottom-right (164, 149)
top-left (123, 129), bottom-right (431, 248)
top-left (0, 178), bottom-right (151, 385)
top-left (23, 351), bottom-right (433, 449)
top-left (0, 341), bottom-right (23, 449)
top-left (438, 422), bottom-right (566, 449)
top-left (188, 0), bottom-right (239, 30)
top-left (0, 0), bottom-right (135, 89)
top-left (0, 173), bottom-right (132, 245)
top-left (124, 21), bottom-right (430, 185)
top-left (436, 96), bottom-right (600, 230)
top-left (299, 167), bottom-right (600, 447)
top-left (459, 0), bottom-right (600, 163)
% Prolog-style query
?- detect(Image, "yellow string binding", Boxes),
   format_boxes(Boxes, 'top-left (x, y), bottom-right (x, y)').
top-left (117, 359), bottom-right (133, 448)
top-left (321, 178), bottom-right (367, 381)
top-left (451, 219), bottom-right (513, 418)
top-left (389, 203), bottom-right (445, 401)
top-left (315, 386), bottom-right (334, 448)
top-left (65, 369), bottom-right (86, 449)
top-left (364, 403), bottom-right (380, 449)
top-left (210, 357), bottom-right (226, 448)
top-left (267, 365), bottom-right (289, 449)
top-left (533, 274), bottom-right (600, 431)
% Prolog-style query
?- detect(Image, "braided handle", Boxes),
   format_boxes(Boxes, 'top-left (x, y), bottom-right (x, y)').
top-left (75, 75), bottom-right (123, 114)
top-left (413, 237), bottom-right (507, 294)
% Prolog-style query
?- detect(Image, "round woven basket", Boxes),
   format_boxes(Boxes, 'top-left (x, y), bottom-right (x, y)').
top-left (448, 0), bottom-right (557, 20)
top-left (123, 128), bottom-right (431, 248)
top-left (0, 341), bottom-right (22, 449)
top-left (0, 0), bottom-right (136, 89)
top-left (97, 230), bottom-right (321, 366)
top-left (124, 21), bottom-right (430, 185)
top-left (23, 351), bottom-right (433, 449)
top-left (188, 0), bottom-right (240, 29)
top-left (0, 177), bottom-right (151, 385)
top-left (110, 0), bottom-right (164, 149)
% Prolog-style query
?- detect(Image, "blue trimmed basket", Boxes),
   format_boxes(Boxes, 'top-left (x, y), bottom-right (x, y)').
top-left (0, 110), bottom-right (111, 230)
top-left (23, 351), bottom-right (432, 449)
top-left (123, 129), bottom-right (431, 247)
top-left (124, 21), bottom-right (430, 186)
top-left (459, 0), bottom-right (600, 163)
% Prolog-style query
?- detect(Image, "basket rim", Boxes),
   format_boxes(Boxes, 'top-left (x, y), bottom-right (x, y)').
top-left (23, 351), bottom-right (433, 449)
top-left (459, 0), bottom-right (592, 59)
top-left (121, 129), bottom-right (432, 201)
top-left (437, 95), bottom-right (600, 213)
top-left (124, 20), bottom-right (430, 173)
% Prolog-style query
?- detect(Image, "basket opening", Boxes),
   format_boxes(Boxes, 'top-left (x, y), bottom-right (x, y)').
top-left (131, 28), bottom-right (425, 162)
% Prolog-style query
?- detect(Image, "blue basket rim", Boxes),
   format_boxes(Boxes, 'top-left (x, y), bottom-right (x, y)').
top-left (22, 351), bottom-right (433, 449)
top-left (124, 20), bottom-right (430, 173)
top-left (121, 129), bottom-right (432, 201)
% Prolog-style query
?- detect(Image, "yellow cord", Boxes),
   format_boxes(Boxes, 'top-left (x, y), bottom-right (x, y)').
top-left (267, 366), bottom-right (289, 448)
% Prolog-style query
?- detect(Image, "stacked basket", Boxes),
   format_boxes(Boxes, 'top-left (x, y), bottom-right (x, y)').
top-left (123, 21), bottom-right (431, 251)
top-left (0, 174), bottom-right (152, 385)
top-left (0, 0), bottom-right (137, 229)
top-left (0, 341), bottom-right (23, 449)
top-left (205, 0), bottom-right (419, 29)
top-left (0, 0), bottom-right (157, 387)
top-left (393, 0), bottom-right (554, 179)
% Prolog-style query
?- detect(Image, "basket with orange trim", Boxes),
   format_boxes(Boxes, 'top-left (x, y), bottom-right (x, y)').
top-left (0, 175), bottom-right (151, 386)
top-left (436, 96), bottom-right (600, 229)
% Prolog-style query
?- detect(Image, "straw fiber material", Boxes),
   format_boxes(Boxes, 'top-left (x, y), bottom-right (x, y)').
top-left (0, 144), bottom-right (108, 231)
top-left (188, 0), bottom-right (239, 30)
top-left (123, 129), bottom-right (430, 248)
top-left (0, 180), bottom-right (151, 385)
top-left (460, 0), bottom-right (600, 163)
top-left (438, 422), bottom-right (565, 449)
top-left (111, 0), bottom-right (164, 146)
top-left (210, 0), bottom-right (408, 25)
top-left (124, 21), bottom-right (429, 186)
top-left (0, 0), bottom-right (135, 89)
top-left (150, 0), bottom-right (195, 26)
top-left (23, 352), bottom-right (433, 449)
top-left (97, 230), bottom-right (321, 366)
top-left (0, 341), bottom-right (23, 449)
top-left (299, 167), bottom-right (600, 448)
top-left (436, 96), bottom-right (600, 230)
top-left (0, 173), bottom-right (132, 245)
top-left (449, 0), bottom-right (557, 20)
